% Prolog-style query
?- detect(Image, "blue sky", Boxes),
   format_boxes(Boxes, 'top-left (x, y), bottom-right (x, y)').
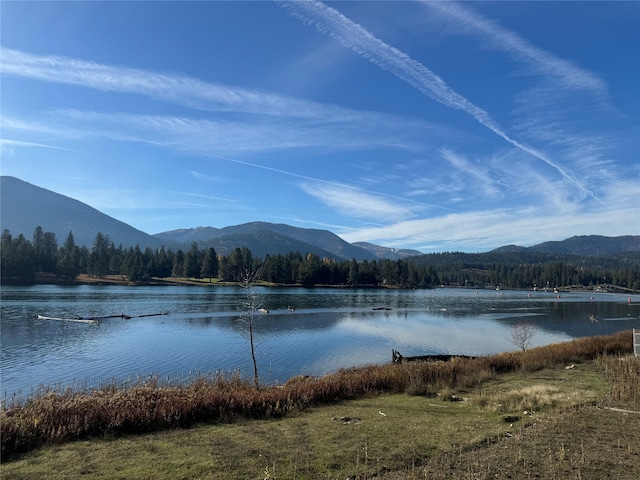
top-left (1, 1), bottom-right (639, 253)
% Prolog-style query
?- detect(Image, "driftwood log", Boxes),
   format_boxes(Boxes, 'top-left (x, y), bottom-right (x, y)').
top-left (391, 349), bottom-right (475, 364)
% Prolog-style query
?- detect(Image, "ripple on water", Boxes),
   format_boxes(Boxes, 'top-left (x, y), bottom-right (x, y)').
top-left (2, 286), bottom-right (639, 397)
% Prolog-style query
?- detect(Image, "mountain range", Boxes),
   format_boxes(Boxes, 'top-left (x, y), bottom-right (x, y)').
top-left (1, 176), bottom-right (165, 250)
top-left (0, 176), bottom-right (417, 260)
top-left (1, 176), bottom-right (638, 261)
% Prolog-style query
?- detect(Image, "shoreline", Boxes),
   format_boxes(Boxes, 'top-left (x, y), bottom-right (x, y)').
top-left (28, 273), bottom-right (635, 294)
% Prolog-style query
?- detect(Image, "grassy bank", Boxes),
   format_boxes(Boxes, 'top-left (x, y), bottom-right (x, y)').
top-left (1, 331), bottom-right (633, 463)
top-left (2, 347), bottom-right (638, 478)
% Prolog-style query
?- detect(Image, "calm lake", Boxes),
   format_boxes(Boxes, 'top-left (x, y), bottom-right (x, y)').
top-left (2, 285), bottom-right (639, 399)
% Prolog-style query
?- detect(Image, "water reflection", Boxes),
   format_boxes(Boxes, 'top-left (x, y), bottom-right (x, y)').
top-left (1, 285), bottom-right (639, 398)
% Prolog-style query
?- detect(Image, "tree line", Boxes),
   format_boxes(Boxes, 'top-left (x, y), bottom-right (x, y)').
top-left (1, 227), bottom-right (638, 291)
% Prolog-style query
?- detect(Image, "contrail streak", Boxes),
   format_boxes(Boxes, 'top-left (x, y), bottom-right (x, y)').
top-left (421, 1), bottom-right (607, 93)
top-left (201, 151), bottom-right (459, 213)
top-left (277, 0), bottom-right (596, 199)
top-left (0, 139), bottom-right (74, 152)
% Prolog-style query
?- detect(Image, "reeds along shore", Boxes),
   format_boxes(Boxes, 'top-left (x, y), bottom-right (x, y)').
top-left (0, 330), bottom-right (634, 459)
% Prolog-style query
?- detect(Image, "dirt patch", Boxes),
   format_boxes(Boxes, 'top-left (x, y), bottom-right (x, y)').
top-left (332, 416), bottom-right (362, 425)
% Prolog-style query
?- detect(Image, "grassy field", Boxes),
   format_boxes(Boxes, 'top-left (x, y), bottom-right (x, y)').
top-left (2, 343), bottom-right (639, 479)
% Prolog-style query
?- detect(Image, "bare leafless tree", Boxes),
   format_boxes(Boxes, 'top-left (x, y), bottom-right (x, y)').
top-left (239, 270), bottom-right (263, 390)
top-left (509, 321), bottom-right (538, 352)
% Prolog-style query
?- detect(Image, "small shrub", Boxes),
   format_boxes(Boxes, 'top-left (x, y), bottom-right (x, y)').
top-left (490, 385), bottom-right (563, 413)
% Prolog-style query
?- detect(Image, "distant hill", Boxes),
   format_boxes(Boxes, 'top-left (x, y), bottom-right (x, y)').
top-left (353, 242), bottom-right (423, 260)
top-left (490, 245), bottom-right (528, 254)
top-left (526, 235), bottom-right (640, 256)
top-left (155, 222), bottom-right (377, 261)
top-left (154, 226), bottom-right (221, 244)
top-left (411, 235), bottom-right (640, 271)
top-left (3, 176), bottom-right (638, 264)
top-left (0, 176), bottom-right (164, 249)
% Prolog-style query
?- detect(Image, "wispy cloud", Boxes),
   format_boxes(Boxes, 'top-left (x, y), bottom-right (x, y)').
top-left (0, 47), bottom-right (321, 119)
top-left (1, 46), bottom-right (461, 163)
top-left (177, 192), bottom-right (240, 204)
top-left (0, 138), bottom-right (73, 151)
top-left (339, 204), bottom-right (640, 252)
top-left (3, 109), bottom-right (460, 220)
top-left (418, 1), bottom-right (623, 207)
top-left (511, 86), bottom-right (617, 165)
top-left (299, 182), bottom-right (415, 222)
top-left (439, 148), bottom-right (502, 199)
top-left (278, 0), bottom-right (594, 199)
top-left (1, 108), bottom-right (431, 157)
top-left (0, 43), bottom-right (455, 156)
top-left (190, 171), bottom-right (231, 183)
top-left (1, 45), bottom-right (443, 135)
top-left (420, 1), bottom-right (607, 94)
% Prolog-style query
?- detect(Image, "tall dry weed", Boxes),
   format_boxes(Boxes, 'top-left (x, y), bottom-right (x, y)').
top-left (1, 330), bottom-right (634, 459)
top-left (598, 354), bottom-right (640, 409)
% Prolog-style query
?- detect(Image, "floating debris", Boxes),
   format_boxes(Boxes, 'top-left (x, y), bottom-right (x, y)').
top-left (35, 315), bottom-right (99, 325)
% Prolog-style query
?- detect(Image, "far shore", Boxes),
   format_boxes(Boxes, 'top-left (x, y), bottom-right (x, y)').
top-left (34, 273), bottom-right (244, 287)
top-left (29, 273), bottom-right (636, 295)
top-left (32, 273), bottom-right (394, 289)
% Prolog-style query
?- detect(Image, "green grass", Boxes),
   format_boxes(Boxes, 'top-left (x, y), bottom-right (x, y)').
top-left (2, 331), bottom-right (636, 479)
top-left (2, 359), bottom-right (616, 480)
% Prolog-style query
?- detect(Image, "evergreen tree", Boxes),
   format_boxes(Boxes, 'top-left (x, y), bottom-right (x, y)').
top-left (89, 232), bottom-right (111, 277)
top-left (32, 226), bottom-right (44, 272)
top-left (1, 230), bottom-right (36, 283)
top-left (298, 253), bottom-right (319, 287)
top-left (109, 244), bottom-right (124, 276)
top-left (57, 231), bottom-right (79, 283)
top-left (348, 259), bottom-right (360, 286)
top-left (122, 245), bottom-right (147, 282)
top-left (0, 230), bottom-right (13, 279)
top-left (31, 227), bottom-right (58, 274)
top-left (183, 242), bottom-right (201, 278)
top-left (226, 247), bottom-right (248, 282)
top-left (147, 246), bottom-right (172, 278)
top-left (172, 250), bottom-right (185, 278)
top-left (201, 247), bottom-right (219, 282)
top-left (41, 231), bottom-right (58, 272)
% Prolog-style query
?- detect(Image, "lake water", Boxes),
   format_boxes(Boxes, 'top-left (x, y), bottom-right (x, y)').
top-left (2, 285), bottom-right (639, 399)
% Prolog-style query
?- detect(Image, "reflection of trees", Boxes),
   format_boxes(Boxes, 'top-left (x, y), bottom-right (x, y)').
top-left (493, 301), bottom-right (640, 339)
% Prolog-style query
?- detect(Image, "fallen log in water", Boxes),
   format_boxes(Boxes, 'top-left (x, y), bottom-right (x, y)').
top-left (89, 314), bottom-right (131, 320)
top-left (89, 312), bottom-right (168, 320)
top-left (35, 312), bottom-right (168, 325)
top-left (391, 349), bottom-right (476, 364)
top-left (35, 315), bottom-right (99, 325)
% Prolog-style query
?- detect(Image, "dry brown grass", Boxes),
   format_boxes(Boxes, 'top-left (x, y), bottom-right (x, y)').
top-left (379, 353), bottom-right (640, 480)
top-left (1, 330), bottom-right (633, 461)
top-left (599, 353), bottom-right (640, 409)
